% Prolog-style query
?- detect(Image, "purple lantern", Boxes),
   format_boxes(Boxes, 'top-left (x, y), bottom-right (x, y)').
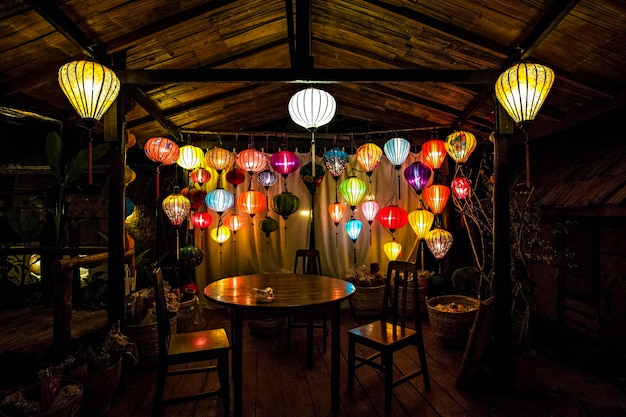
top-left (270, 150), bottom-right (300, 178)
top-left (403, 162), bottom-right (432, 195)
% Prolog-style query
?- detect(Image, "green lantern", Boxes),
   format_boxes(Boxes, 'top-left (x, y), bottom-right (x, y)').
top-left (260, 216), bottom-right (279, 238)
top-left (271, 191), bottom-right (300, 220)
top-left (339, 175), bottom-right (367, 211)
top-left (180, 244), bottom-right (204, 268)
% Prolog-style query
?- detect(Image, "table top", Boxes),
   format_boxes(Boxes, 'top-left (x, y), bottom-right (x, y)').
top-left (204, 273), bottom-right (356, 311)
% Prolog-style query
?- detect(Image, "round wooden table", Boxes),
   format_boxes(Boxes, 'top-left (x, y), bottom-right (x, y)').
top-left (204, 273), bottom-right (355, 417)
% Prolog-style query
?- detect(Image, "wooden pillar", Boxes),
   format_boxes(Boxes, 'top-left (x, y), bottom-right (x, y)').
top-left (493, 100), bottom-right (514, 388)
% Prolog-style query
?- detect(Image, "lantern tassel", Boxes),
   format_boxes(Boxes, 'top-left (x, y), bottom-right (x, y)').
top-left (88, 133), bottom-right (93, 185)
top-left (525, 134), bottom-right (531, 188)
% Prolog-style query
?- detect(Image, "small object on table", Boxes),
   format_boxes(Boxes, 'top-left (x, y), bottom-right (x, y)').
top-left (252, 287), bottom-right (274, 303)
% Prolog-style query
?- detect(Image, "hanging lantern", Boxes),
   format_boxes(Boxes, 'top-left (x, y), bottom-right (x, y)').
top-left (408, 209), bottom-right (434, 240)
top-left (124, 196), bottom-right (135, 219)
top-left (226, 168), bottom-right (246, 189)
top-left (205, 146), bottom-right (235, 174)
top-left (378, 205), bottom-right (408, 234)
top-left (288, 87), bottom-right (336, 130)
top-left (383, 240), bottom-right (402, 261)
top-left (423, 184), bottom-right (450, 215)
top-left (144, 137), bottom-right (180, 165)
top-left (383, 137), bottom-right (410, 169)
top-left (205, 188), bottom-right (235, 216)
top-left (328, 202), bottom-right (345, 225)
top-left (270, 150), bottom-right (300, 178)
top-left (192, 212), bottom-right (212, 229)
top-left (224, 212), bottom-right (245, 233)
top-left (425, 228), bottom-right (453, 259)
top-left (258, 169), bottom-right (277, 189)
top-left (421, 139), bottom-right (447, 170)
top-left (190, 167), bottom-right (211, 185)
top-left (180, 244), bottom-right (204, 268)
top-left (299, 162), bottom-right (325, 196)
top-left (345, 218), bottom-right (363, 263)
top-left (339, 175), bottom-right (367, 210)
top-left (323, 147), bottom-right (349, 180)
top-left (162, 187), bottom-right (191, 226)
top-left (126, 130), bottom-right (136, 149)
top-left (237, 190), bottom-right (266, 219)
top-left (403, 162), bottom-right (432, 195)
top-left (445, 131), bottom-right (476, 164)
top-left (210, 224), bottom-right (231, 245)
top-left (181, 187), bottom-right (206, 211)
top-left (124, 166), bottom-right (136, 185)
top-left (58, 60), bottom-right (120, 124)
top-left (271, 191), bottom-right (300, 220)
top-left (356, 142), bottom-right (383, 177)
top-left (177, 145), bottom-right (204, 170)
top-left (260, 216), bottom-right (279, 239)
top-left (361, 199), bottom-right (379, 226)
top-left (451, 176), bottom-right (472, 200)
top-left (495, 62), bottom-right (555, 127)
top-left (237, 148), bottom-right (267, 175)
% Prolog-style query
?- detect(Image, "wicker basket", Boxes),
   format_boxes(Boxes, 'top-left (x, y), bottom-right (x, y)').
top-left (0, 379), bottom-right (83, 417)
top-left (124, 312), bottom-right (177, 367)
top-left (349, 285), bottom-right (385, 317)
top-left (390, 285), bottom-right (430, 318)
top-left (426, 295), bottom-right (479, 347)
top-left (247, 318), bottom-right (287, 337)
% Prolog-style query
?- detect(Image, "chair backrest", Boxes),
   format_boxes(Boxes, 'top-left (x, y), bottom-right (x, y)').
top-left (152, 267), bottom-right (171, 359)
top-left (293, 249), bottom-right (322, 275)
top-left (382, 261), bottom-right (422, 330)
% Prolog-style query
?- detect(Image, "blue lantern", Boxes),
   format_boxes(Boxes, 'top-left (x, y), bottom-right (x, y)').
top-left (205, 188), bottom-right (234, 216)
top-left (345, 218), bottom-right (363, 264)
top-left (384, 137), bottom-right (410, 169)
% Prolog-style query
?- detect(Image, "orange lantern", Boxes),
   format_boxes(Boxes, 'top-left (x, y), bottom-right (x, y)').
top-left (224, 212), bottom-right (245, 233)
top-left (356, 142), bottom-right (383, 177)
top-left (144, 137), bottom-right (179, 165)
top-left (205, 146), bottom-right (235, 176)
top-left (237, 189), bottom-right (266, 219)
top-left (190, 167), bottom-right (211, 185)
top-left (236, 148), bottom-right (267, 175)
top-left (421, 139), bottom-right (447, 170)
top-left (422, 184), bottom-right (450, 215)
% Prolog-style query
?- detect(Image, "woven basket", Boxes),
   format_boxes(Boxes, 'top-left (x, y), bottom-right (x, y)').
top-left (125, 312), bottom-right (177, 367)
top-left (247, 318), bottom-right (287, 337)
top-left (349, 285), bottom-right (385, 317)
top-left (426, 295), bottom-right (479, 347)
top-left (177, 295), bottom-right (199, 333)
top-left (0, 379), bottom-right (83, 417)
top-left (390, 285), bottom-right (430, 318)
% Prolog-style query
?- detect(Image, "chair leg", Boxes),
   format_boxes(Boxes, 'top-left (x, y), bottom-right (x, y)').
top-left (152, 364), bottom-right (167, 417)
top-left (383, 351), bottom-right (394, 409)
top-left (416, 337), bottom-right (430, 389)
top-left (322, 317), bottom-right (328, 353)
top-left (218, 353), bottom-right (230, 416)
top-left (287, 317), bottom-right (292, 352)
top-left (347, 335), bottom-right (355, 390)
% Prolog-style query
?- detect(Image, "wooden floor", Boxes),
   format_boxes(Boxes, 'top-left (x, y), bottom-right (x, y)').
top-left (2, 307), bottom-right (626, 417)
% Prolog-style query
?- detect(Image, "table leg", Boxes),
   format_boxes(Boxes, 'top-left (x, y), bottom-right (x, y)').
top-left (232, 309), bottom-right (243, 417)
top-left (306, 316), bottom-right (314, 368)
top-left (330, 304), bottom-right (341, 411)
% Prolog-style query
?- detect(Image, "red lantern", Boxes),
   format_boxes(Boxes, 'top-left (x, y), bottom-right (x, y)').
top-left (181, 187), bottom-right (205, 211)
top-left (190, 167), bottom-right (211, 185)
top-left (377, 205), bottom-right (408, 234)
top-left (192, 212), bottom-right (212, 229)
top-left (422, 139), bottom-right (447, 170)
top-left (451, 176), bottom-right (472, 200)
top-left (237, 190), bottom-right (266, 218)
top-left (423, 184), bottom-right (450, 214)
top-left (226, 168), bottom-right (246, 189)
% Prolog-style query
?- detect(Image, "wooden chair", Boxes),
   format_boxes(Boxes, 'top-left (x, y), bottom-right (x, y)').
top-left (152, 268), bottom-right (231, 417)
top-left (288, 249), bottom-right (328, 355)
top-left (347, 260), bottom-right (430, 409)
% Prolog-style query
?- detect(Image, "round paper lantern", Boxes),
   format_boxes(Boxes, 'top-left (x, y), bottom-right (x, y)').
top-left (162, 187), bottom-right (191, 226)
top-left (190, 167), bottom-right (211, 185)
top-left (260, 216), bottom-right (279, 237)
top-left (378, 205), bottom-right (408, 233)
top-left (126, 130), bottom-right (136, 149)
top-left (356, 143), bottom-right (383, 176)
top-left (58, 60), bottom-right (120, 124)
top-left (361, 199), bottom-right (379, 225)
top-left (408, 209), bottom-right (434, 240)
top-left (144, 137), bottom-right (180, 165)
top-left (177, 145), bottom-right (204, 170)
top-left (445, 130), bottom-right (476, 164)
top-left (383, 137), bottom-right (410, 169)
top-left (210, 224), bottom-right (231, 244)
top-left (226, 168), bottom-right (246, 188)
top-left (339, 175), bottom-right (367, 210)
top-left (192, 212), bottom-right (212, 229)
top-left (421, 139), bottom-right (447, 170)
top-left (328, 202), bottom-right (345, 225)
top-left (124, 166), bottom-right (136, 185)
top-left (383, 240), bottom-right (402, 261)
top-left (180, 244), bottom-right (203, 268)
top-left (258, 169), bottom-right (277, 189)
top-left (236, 148), bottom-right (267, 174)
top-left (423, 184), bottom-right (450, 215)
top-left (124, 196), bottom-right (134, 218)
top-left (299, 162), bottom-right (325, 195)
top-left (237, 190), bottom-right (266, 218)
top-left (288, 87), bottom-right (336, 130)
top-left (323, 147), bottom-right (349, 180)
top-left (451, 176), bottom-right (472, 200)
top-left (224, 212), bottom-right (245, 233)
top-left (181, 187), bottom-right (205, 211)
top-left (495, 62), bottom-right (555, 126)
top-left (205, 146), bottom-right (235, 173)
top-left (271, 192), bottom-right (300, 220)
top-left (270, 150), bottom-right (300, 178)
top-left (403, 162), bottom-right (432, 195)
top-left (205, 188), bottom-right (234, 215)
top-left (425, 228), bottom-right (453, 259)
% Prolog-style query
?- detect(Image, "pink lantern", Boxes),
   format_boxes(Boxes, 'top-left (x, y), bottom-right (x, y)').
top-left (270, 150), bottom-right (300, 178)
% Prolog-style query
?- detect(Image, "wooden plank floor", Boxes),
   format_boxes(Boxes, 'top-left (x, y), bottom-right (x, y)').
top-left (2, 307), bottom-right (626, 417)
